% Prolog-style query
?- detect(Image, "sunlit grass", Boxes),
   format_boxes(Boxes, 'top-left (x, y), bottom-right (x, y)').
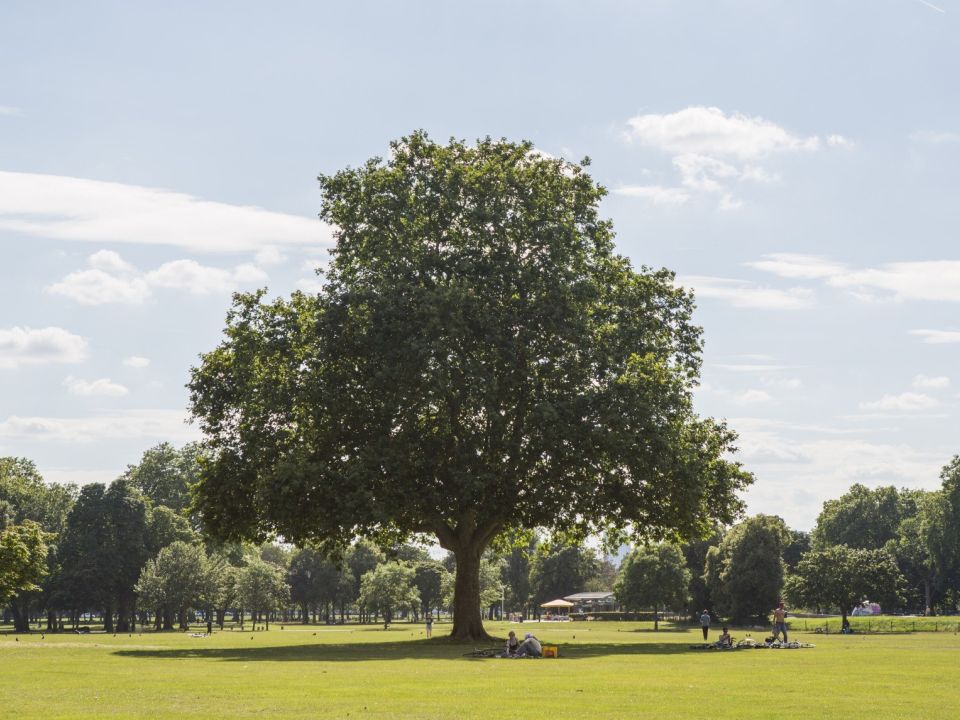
top-left (1, 620), bottom-right (958, 718)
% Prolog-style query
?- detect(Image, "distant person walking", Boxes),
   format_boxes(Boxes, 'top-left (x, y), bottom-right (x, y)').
top-left (700, 609), bottom-right (711, 641)
top-left (773, 601), bottom-right (788, 643)
top-left (425, 614), bottom-right (433, 638)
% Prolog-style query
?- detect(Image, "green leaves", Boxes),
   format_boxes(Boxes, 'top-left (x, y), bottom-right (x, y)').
top-left (190, 132), bottom-right (753, 637)
top-left (0, 520), bottom-right (49, 605)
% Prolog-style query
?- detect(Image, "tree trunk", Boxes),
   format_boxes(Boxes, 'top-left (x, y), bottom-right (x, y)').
top-left (103, 604), bottom-right (115, 633)
top-left (449, 544), bottom-right (492, 641)
top-left (654, 603), bottom-right (659, 631)
top-left (10, 598), bottom-right (30, 633)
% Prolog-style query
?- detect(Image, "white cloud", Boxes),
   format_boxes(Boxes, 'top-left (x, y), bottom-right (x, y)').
top-left (0, 105), bottom-right (22, 116)
top-left (827, 134), bottom-right (854, 149)
top-left (912, 374), bottom-right (950, 389)
top-left (48, 268), bottom-right (151, 305)
top-left (748, 256), bottom-right (960, 304)
top-left (47, 251), bottom-right (269, 305)
top-left (0, 409), bottom-right (199, 443)
top-left (0, 326), bottom-right (88, 369)
top-left (715, 363), bottom-right (796, 372)
top-left (827, 261), bottom-right (960, 302)
top-left (613, 184), bottom-right (690, 205)
top-left (89, 249), bottom-right (136, 274)
top-left (761, 376), bottom-right (803, 390)
top-left (859, 392), bottom-right (939, 412)
top-left (621, 107), bottom-right (843, 210)
top-left (733, 389), bottom-right (772, 404)
top-left (910, 329), bottom-right (960, 344)
top-left (731, 417), bottom-right (945, 528)
top-left (673, 153), bottom-right (740, 192)
top-left (746, 253), bottom-right (846, 279)
top-left (0, 171), bottom-right (333, 253)
top-left (624, 106), bottom-right (820, 160)
top-left (63, 375), bottom-right (129, 397)
top-left (255, 245), bottom-right (287, 266)
top-left (679, 275), bottom-right (814, 310)
top-left (145, 259), bottom-right (268, 294)
top-left (123, 356), bottom-right (150, 368)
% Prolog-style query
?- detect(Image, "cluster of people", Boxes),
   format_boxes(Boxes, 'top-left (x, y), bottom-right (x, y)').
top-left (505, 630), bottom-right (542, 657)
top-left (699, 600), bottom-right (789, 646)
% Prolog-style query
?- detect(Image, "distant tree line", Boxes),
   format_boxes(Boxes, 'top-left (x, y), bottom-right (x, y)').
top-left (4, 446), bottom-right (959, 631)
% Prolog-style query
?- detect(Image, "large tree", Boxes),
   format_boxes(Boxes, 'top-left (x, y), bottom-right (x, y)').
top-left (615, 542), bottom-right (690, 630)
top-left (706, 514), bottom-right (790, 623)
top-left (122, 442), bottom-right (203, 516)
top-left (812, 484), bottom-right (909, 551)
top-left (785, 545), bottom-right (905, 625)
top-left (188, 132), bottom-right (751, 640)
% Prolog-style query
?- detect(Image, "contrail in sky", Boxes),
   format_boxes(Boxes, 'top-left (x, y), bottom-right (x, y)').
top-left (914, 0), bottom-right (946, 13)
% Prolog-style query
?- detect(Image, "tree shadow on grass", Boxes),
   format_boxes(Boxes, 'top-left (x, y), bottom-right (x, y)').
top-left (112, 639), bottom-right (694, 663)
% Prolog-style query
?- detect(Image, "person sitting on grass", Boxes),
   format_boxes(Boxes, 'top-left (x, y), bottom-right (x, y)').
top-left (506, 630), bottom-right (521, 655)
top-left (515, 633), bottom-right (542, 658)
top-left (716, 627), bottom-right (732, 648)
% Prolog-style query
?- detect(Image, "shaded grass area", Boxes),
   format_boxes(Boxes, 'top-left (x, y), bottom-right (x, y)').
top-left (1, 622), bottom-right (958, 719)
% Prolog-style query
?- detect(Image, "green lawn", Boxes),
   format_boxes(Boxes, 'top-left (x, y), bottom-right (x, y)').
top-left (1, 621), bottom-right (957, 719)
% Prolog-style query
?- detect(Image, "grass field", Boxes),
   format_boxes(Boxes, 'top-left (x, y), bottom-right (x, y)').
top-left (2, 621), bottom-right (958, 719)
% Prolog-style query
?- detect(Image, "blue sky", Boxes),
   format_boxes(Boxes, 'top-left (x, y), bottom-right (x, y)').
top-left (2, 0), bottom-right (958, 530)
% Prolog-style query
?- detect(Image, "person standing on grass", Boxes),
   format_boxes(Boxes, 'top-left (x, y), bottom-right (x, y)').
top-left (425, 614), bottom-right (433, 638)
top-left (699, 609), bottom-right (711, 641)
top-left (772, 601), bottom-right (788, 643)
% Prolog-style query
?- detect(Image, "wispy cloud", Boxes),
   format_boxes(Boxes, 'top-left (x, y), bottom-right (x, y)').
top-left (910, 329), bottom-right (960, 344)
top-left (0, 326), bottom-right (88, 369)
top-left (612, 184), bottom-right (690, 205)
top-left (47, 250), bottom-right (269, 305)
top-left (0, 409), bottom-right (199, 443)
top-left (679, 275), bottom-right (815, 310)
top-left (749, 254), bottom-right (960, 303)
top-left (123, 356), bottom-right (150, 369)
top-left (859, 392), bottom-right (939, 412)
top-left (620, 107), bottom-right (847, 210)
top-left (913, 374), bottom-right (950, 389)
top-left (0, 171), bottom-right (332, 253)
top-left (625, 106), bottom-right (821, 159)
top-left (63, 375), bottom-right (129, 397)
top-left (0, 105), bottom-right (22, 116)
top-left (746, 253), bottom-right (847, 279)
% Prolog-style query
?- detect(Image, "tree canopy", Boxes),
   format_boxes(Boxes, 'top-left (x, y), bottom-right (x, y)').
top-left (615, 542), bottom-right (690, 629)
top-left (189, 132), bottom-right (752, 639)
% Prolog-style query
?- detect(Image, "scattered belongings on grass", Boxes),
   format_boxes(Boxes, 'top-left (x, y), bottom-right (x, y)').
top-left (689, 638), bottom-right (814, 650)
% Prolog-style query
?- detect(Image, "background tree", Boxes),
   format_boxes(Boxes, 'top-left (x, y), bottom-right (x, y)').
top-left (346, 540), bottom-right (385, 623)
top-left (706, 514), bottom-right (790, 623)
top-left (413, 560), bottom-right (449, 620)
top-left (122, 442), bottom-right (203, 517)
top-left (500, 538), bottom-right (536, 615)
top-left (682, 526), bottom-right (722, 619)
top-left (615, 543), bottom-right (690, 630)
top-left (55, 480), bottom-right (150, 632)
top-left (358, 562), bottom-right (420, 626)
top-left (812, 484), bottom-right (908, 551)
top-left (889, 492), bottom-right (940, 613)
top-left (785, 545), bottom-right (905, 625)
top-left (188, 132), bottom-right (752, 640)
top-left (236, 557), bottom-right (289, 630)
top-left (0, 521), bottom-right (48, 610)
top-left (0, 457), bottom-right (76, 631)
top-left (135, 541), bottom-right (213, 630)
top-left (529, 543), bottom-right (600, 611)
